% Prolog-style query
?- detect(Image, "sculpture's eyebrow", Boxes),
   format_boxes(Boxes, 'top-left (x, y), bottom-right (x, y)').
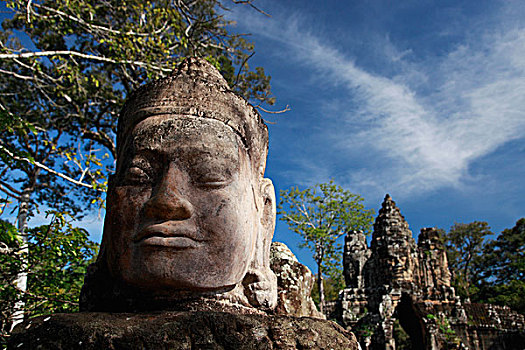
top-left (127, 116), bottom-right (244, 167)
top-left (127, 143), bottom-right (240, 177)
top-left (132, 142), bottom-right (228, 158)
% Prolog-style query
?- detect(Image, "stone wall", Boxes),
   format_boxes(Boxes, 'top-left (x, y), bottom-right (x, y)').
top-left (415, 301), bottom-right (525, 349)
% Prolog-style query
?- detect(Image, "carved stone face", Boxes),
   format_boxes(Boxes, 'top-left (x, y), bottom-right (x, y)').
top-left (387, 237), bottom-right (412, 280)
top-left (104, 115), bottom-right (262, 292)
top-left (349, 241), bottom-right (366, 255)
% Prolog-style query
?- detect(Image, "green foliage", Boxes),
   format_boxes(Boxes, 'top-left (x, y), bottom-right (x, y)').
top-left (479, 280), bottom-right (525, 315)
top-left (436, 314), bottom-right (460, 347)
top-left (0, 213), bottom-right (99, 346)
top-left (278, 180), bottom-right (374, 310)
top-left (425, 313), bottom-right (460, 347)
top-left (477, 218), bottom-right (525, 314)
top-left (444, 219), bottom-right (524, 314)
top-left (0, 220), bottom-right (20, 247)
top-left (444, 221), bottom-right (492, 299)
top-left (354, 320), bottom-right (375, 339)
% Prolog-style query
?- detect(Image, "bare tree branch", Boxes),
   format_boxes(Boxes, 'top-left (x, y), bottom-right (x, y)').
top-left (82, 130), bottom-right (116, 159)
top-left (256, 104), bottom-right (290, 114)
top-left (0, 180), bottom-right (23, 196)
top-left (0, 143), bottom-right (103, 192)
top-left (33, 3), bottom-right (166, 37)
top-left (233, 51), bottom-right (254, 86)
top-left (0, 68), bottom-right (35, 81)
top-left (230, 0), bottom-right (271, 17)
top-left (0, 50), bottom-right (172, 72)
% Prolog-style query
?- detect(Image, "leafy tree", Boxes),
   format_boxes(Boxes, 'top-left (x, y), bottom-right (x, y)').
top-left (477, 218), bottom-right (525, 313)
top-left (0, 218), bottom-right (20, 249)
top-left (0, 214), bottom-right (98, 347)
top-left (0, 0), bottom-right (274, 328)
top-left (278, 180), bottom-right (374, 314)
top-left (444, 219), bottom-right (525, 314)
top-left (444, 221), bottom-right (493, 300)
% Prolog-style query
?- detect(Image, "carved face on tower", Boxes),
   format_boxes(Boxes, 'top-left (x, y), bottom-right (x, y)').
top-left (387, 235), bottom-right (413, 280)
top-left (92, 58), bottom-right (277, 310)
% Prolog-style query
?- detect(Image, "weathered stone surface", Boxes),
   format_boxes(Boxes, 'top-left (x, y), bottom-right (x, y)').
top-left (416, 301), bottom-right (525, 350)
top-left (366, 194), bottom-right (419, 290)
top-left (336, 194), bottom-right (524, 350)
top-left (8, 58), bottom-right (364, 349)
top-left (9, 312), bottom-right (359, 350)
top-left (81, 58), bottom-right (277, 313)
top-left (343, 230), bottom-right (369, 290)
top-left (417, 227), bottom-right (455, 301)
top-left (269, 242), bottom-right (324, 319)
top-left (358, 195), bottom-right (422, 349)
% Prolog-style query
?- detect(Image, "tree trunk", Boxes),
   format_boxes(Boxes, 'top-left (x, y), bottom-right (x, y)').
top-left (463, 254), bottom-right (472, 299)
top-left (317, 262), bottom-right (324, 315)
top-left (10, 186), bottom-right (32, 331)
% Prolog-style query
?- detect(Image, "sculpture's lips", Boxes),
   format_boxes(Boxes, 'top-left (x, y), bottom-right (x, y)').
top-left (134, 223), bottom-right (203, 248)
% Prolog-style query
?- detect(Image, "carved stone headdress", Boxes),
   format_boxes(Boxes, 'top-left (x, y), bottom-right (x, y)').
top-left (117, 58), bottom-right (269, 178)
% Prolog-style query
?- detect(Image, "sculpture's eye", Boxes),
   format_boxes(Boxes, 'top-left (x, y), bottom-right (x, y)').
top-left (187, 155), bottom-right (235, 189)
top-left (124, 166), bottom-right (151, 184)
top-left (121, 156), bottom-right (157, 185)
top-left (195, 173), bottom-right (231, 188)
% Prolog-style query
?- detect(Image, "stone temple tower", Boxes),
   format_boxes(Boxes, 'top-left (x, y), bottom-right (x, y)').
top-left (339, 195), bottom-right (426, 350)
top-left (337, 194), bottom-right (524, 350)
top-left (363, 194), bottom-right (422, 349)
top-left (343, 230), bottom-right (370, 290)
top-left (417, 227), bottom-right (455, 301)
top-left (365, 194), bottom-right (419, 290)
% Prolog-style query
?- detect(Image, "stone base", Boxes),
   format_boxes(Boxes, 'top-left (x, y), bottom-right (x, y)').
top-left (9, 311), bottom-right (359, 349)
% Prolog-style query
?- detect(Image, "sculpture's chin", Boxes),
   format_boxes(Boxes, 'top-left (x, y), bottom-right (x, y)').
top-left (113, 244), bottom-right (250, 293)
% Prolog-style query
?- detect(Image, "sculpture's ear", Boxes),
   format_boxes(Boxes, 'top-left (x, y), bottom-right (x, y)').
top-left (259, 178), bottom-right (276, 237)
top-left (242, 178), bottom-right (277, 310)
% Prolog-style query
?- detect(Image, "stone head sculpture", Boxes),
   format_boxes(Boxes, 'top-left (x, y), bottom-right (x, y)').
top-left (80, 58), bottom-right (277, 313)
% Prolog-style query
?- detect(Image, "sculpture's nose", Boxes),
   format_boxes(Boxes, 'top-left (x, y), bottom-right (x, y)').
top-left (143, 164), bottom-right (193, 221)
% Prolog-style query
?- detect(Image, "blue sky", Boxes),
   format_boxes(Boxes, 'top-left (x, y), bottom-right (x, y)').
top-left (222, 0), bottom-right (525, 270)
top-left (2, 1), bottom-right (524, 274)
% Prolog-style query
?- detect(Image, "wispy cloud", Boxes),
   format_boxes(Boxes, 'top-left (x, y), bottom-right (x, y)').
top-left (232, 4), bottom-right (525, 197)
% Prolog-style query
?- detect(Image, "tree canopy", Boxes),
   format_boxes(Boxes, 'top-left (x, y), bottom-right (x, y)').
top-left (444, 221), bottom-right (492, 300)
top-left (0, 214), bottom-right (98, 346)
top-left (477, 218), bottom-right (525, 314)
top-left (443, 219), bottom-right (524, 314)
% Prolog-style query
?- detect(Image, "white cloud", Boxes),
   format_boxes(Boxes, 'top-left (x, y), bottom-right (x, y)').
top-left (232, 4), bottom-right (525, 197)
